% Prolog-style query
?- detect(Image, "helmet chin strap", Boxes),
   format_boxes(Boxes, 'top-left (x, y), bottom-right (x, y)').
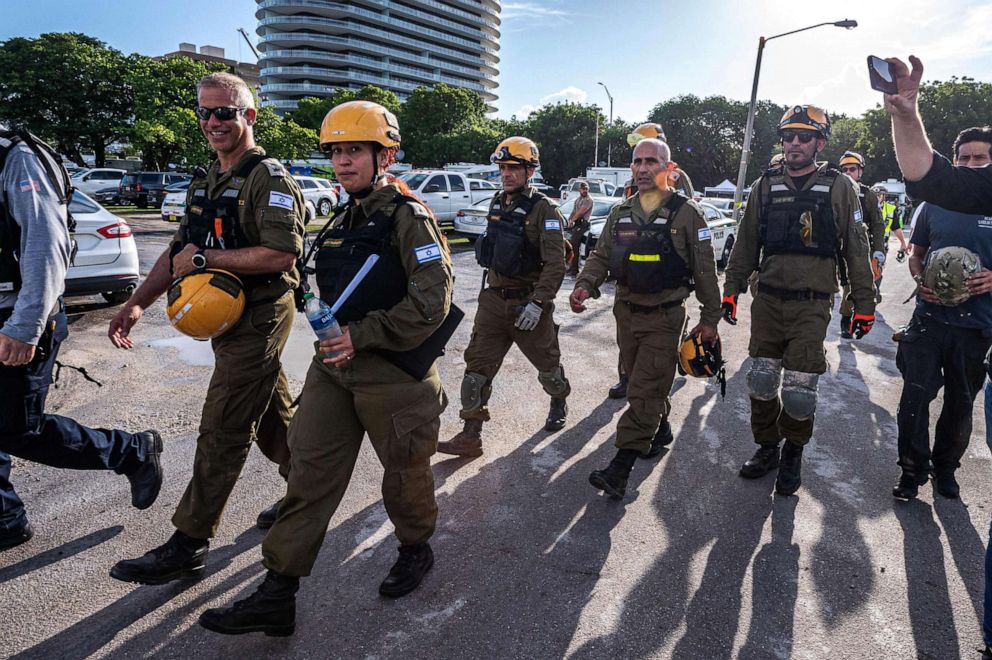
top-left (351, 145), bottom-right (385, 200)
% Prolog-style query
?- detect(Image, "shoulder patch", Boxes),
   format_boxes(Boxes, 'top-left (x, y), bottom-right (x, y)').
top-left (262, 159), bottom-right (286, 177)
top-left (853, 209), bottom-right (863, 224)
top-left (405, 201), bottom-right (430, 218)
top-left (414, 242), bottom-right (442, 264)
top-left (268, 190), bottom-right (295, 211)
top-left (697, 227), bottom-right (712, 241)
top-left (544, 218), bottom-right (562, 231)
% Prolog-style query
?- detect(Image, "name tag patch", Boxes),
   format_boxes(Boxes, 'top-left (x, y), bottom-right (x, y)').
top-left (414, 242), bottom-right (442, 264)
top-left (697, 227), bottom-right (712, 241)
top-left (544, 219), bottom-right (561, 231)
top-left (853, 209), bottom-right (863, 224)
top-left (268, 191), bottom-right (294, 210)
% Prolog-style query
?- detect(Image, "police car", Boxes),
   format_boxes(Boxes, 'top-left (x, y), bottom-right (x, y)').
top-left (160, 180), bottom-right (192, 222)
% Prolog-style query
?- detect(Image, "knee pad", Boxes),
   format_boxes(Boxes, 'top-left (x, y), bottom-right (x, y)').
top-left (781, 370), bottom-right (819, 420)
top-left (460, 372), bottom-right (488, 412)
top-left (747, 357), bottom-right (782, 401)
top-left (538, 364), bottom-right (570, 397)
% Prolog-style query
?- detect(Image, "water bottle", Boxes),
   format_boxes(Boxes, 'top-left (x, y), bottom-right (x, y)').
top-left (303, 292), bottom-right (342, 358)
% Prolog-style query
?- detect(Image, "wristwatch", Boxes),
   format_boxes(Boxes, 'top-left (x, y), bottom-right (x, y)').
top-left (191, 248), bottom-right (207, 270)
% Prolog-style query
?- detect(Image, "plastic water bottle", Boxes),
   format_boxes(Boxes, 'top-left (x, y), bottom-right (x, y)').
top-left (303, 292), bottom-right (342, 358)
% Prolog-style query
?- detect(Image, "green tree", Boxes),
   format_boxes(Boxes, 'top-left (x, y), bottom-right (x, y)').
top-left (290, 85), bottom-right (402, 131)
top-left (525, 102), bottom-right (601, 187)
top-left (254, 106), bottom-right (318, 161)
top-left (818, 114), bottom-right (864, 166)
top-left (399, 84), bottom-right (489, 166)
top-left (0, 32), bottom-right (134, 166)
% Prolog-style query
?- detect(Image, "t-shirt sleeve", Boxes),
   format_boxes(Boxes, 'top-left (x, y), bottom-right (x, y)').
top-left (910, 205), bottom-right (930, 248)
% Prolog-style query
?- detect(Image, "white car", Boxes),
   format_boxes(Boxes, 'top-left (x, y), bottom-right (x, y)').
top-left (699, 197), bottom-right (735, 218)
top-left (64, 191), bottom-right (140, 305)
top-left (71, 168), bottom-right (126, 196)
top-left (160, 180), bottom-right (192, 222)
top-left (452, 197), bottom-right (492, 237)
top-left (293, 176), bottom-right (339, 217)
top-left (564, 195), bottom-right (622, 256)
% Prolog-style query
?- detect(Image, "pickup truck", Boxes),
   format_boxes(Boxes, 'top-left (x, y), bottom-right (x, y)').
top-left (397, 170), bottom-right (498, 223)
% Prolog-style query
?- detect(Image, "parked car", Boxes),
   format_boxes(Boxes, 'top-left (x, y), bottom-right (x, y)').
top-left (398, 170), bottom-right (497, 223)
top-left (92, 186), bottom-right (121, 206)
top-left (293, 175), bottom-right (339, 217)
top-left (160, 180), bottom-right (192, 222)
top-left (452, 197), bottom-right (492, 237)
top-left (698, 201), bottom-right (737, 268)
top-left (70, 168), bottom-right (126, 195)
top-left (119, 172), bottom-right (192, 208)
top-left (64, 191), bottom-right (140, 305)
top-left (565, 195), bottom-right (622, 256)
top-left (560, 178), bottom-right (618, 202)
top-left (699, 197), bottom-right (735, 218)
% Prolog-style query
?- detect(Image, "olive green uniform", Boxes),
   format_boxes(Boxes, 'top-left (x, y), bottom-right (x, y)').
top-left (169, 147), bottom-right (305, 540)
top-left (724, 163), bottom-right (874, 447)
top-left (840, 183), bottom-right (884, 316)
top-left (262, 184), bottom-right (452, 576)
top-left (577, 192), bottom-right (722, 454)
top-left (460, 187), bottom-right (568, 421)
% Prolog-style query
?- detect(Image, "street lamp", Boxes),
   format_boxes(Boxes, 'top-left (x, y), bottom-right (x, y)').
top-left (731, 19), bottom-right (857, 222)
top-left (598, 81), bottom-right (614, 167)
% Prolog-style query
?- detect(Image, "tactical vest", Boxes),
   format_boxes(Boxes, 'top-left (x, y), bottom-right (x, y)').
top-left (474, 190), bottom-right (545, 276)
top-left (759, 169), bottom-right (838, 259)
top-left (608, 193), bottom-right (693, 293)
top-left (181, 154), bottom-right (268, 252)
top-left (856, 183), bottom-right (873, 221)
top-left (314, 193), bottom-right (413, 324)
top-left (0, 128), bottom-right (74, 294)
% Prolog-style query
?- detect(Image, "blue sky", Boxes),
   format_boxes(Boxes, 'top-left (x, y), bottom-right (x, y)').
top-left (4, 0), bottom-right (992, 122)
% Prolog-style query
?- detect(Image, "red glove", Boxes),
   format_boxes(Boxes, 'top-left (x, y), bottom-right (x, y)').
top-left (850, 313), bottom-right (875, 339)
top-left (721, 294), bottom-right (738, 325)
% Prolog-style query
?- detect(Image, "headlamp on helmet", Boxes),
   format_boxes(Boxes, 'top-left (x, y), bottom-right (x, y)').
top-left (491, 136), bottom-right (540, 167)
top-left (778, 105), bottom-right (831, 140)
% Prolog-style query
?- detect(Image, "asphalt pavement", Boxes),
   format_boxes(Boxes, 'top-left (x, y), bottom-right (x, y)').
top-left (1, 212), bottom-right (988, 659)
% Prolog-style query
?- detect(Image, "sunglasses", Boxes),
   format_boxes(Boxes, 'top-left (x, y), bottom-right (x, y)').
top-left (840, 165), bottom-right (861, 173)
top-left (780, 130), bottom-right (818, 144)
top-left (195, 106), bottom-right (246, 121)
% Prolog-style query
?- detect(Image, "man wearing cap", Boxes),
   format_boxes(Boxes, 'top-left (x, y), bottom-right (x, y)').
top-left (721, 105), bottom-right (874, 496)
top-left (837, 151), bottom-right (885, 336)
top-left (438, 136), bottom-right (570, 457)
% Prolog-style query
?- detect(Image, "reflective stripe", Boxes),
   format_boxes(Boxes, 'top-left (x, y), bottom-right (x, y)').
top-left (628, 254), bottom-right (660, 262)
top-left (222, 188), bottom-right (240, 198)
top-left (769, 184), bottom-right (790, 192)
top-left (810, 185), bottom-right (832, 193)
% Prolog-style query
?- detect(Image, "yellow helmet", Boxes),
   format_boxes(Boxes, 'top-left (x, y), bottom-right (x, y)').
top-left (166, 269), bottom-right (246, 341)
top-left (491, 136), bottom-right (539, 167)
top-left (319, 101), bottom-right (401, 151)
top-left (839, 151), bottom-right (865, 168)
top-left (678, 334), bottom-right (725, 379)
top-left (768, 153), bottom-right (785, 168)
top-left (627, 122), bottom-right (667, 147)
top-left (778, 105), bottom-right (831, 139)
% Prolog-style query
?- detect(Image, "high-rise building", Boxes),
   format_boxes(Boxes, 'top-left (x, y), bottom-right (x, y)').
top-left (255, 0), bottom-right (500, 115)
top-left (158, 43), bottom-right (261, 90)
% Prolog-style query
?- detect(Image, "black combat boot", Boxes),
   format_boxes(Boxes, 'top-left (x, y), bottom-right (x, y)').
top-left (379, 543), bottom-right (434, 598)
top-left (934, 470), bottom-right (960, 499)
top-left (775, 442), bottom-right (804, 496)
top-left (589, 449), bottom-right (640, 499)
top-left (739, 443), bottom-right (780, 479)
top-left (199, 570), bottom-right (299, 637)
top-left (892, 472), bottom-right (924, 500)
top-left (437, 419), bottom-right (483, 457)
top-left (544, 397), bottom-right (568, 432)
top-left (0, 522), bottom-right (33, 552)
top-left (110, 530), bottom-right (209, 585)
top-left (641, 417), bottom-right (674, 459)
top-left (256, 497), bottom-right (284, 530)
top-left (840, 315), bottom-right (853, 339)
top-left (608, 375), bottom-right (629, 399)
top-left (127, 430), bottom-right (163, 510)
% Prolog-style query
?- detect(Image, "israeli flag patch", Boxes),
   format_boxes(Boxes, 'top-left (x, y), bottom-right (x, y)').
top-left (268, 191), bottom-right (294, 210)
top-left (544, 218), bottom-right (561, 230)
top-left (853, 209), bottom-right (863, 224)
top-left (697, 227), bottom-right (712, 241)
top-left (414, 242), bottom-right (442, 264)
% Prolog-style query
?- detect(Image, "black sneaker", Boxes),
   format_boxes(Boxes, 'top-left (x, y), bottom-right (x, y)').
top-left (199, 570), bottom-right (298, 637)
top-left (892, 473), bottom-right (922, 500)
top-left (127, 430), bottom-right (163, 510)
top-left (641, 419), bottom-right (674, 459)
top-left (739, 444), bottom-right (780, 479)
top-left (0, 522), bottom-right (33, 552)
top-left (379, 543), bottom-right (434, 598)
top-left (256, 498), bottom-right (284, 530)
top-left (608, 376), bottom-right (628, 399)
top-left (110, 531), bottom-right (209, 585)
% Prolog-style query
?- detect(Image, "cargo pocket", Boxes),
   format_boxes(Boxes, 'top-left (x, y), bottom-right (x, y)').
top-left (390, 391), bottom-right (445, 467)
top-left (895, 322), bottom-right (922, 376)
top-left (409, 267), bottom-right (448, 323)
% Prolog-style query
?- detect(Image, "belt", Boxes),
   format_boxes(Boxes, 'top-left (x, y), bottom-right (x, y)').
top-left (622, 299), bottom-right (684, 314)
top-left (489, 286), bottom-right (533, 300)
top-left (757, 283), bottom-right (830, 301)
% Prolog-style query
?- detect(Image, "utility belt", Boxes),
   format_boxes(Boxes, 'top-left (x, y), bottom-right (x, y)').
top-left (622, 299), bottom-right (684, 314)
top-left (757, 283), bottom-right (830, 302)
top-left (488, 286), bottom-right (533, 300)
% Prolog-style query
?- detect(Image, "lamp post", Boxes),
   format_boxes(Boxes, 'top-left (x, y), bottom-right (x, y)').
top-left (598, 81), bottom-right (614, 167)
top-left (731, 19), bottom-right (857, 222)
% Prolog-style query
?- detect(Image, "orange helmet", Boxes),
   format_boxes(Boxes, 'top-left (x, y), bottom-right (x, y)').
top-left (319, 101), bottom-right (401, 151)
top-left (167, 269), bottom-right (246, 340)
top-left (778, 105), bottom-right (831, 139)
top-left (491, 136), bottom-right (540, 167)
top-left (627, 122), bottom-right (667, 146)
top-left (839, 151), bottom-right (865, 168)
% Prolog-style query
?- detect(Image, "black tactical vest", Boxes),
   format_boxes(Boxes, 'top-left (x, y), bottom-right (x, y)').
top-left (474, 190), bottom-right (545, 276)
top-left (759, 168), bottom-right (839, 259)
top-left (0, 128), bottom-right (74, 294)
top-left (608, 193), bottom-right (693, 293)
top-left (181, 154), bottom-right (268, 252)
top-left (314, 193), bottom-right (413, 324)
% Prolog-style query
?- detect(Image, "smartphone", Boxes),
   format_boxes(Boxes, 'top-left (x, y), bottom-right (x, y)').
top-left (867, 55), bottom-right (898, 94)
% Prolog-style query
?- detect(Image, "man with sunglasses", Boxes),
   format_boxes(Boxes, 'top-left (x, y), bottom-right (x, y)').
top-left (837, 151), bottom-right (885, 336)
top-left (721, 105), bottom-right (875, 496)
top-left (108, 72), bottom-right (305, 585)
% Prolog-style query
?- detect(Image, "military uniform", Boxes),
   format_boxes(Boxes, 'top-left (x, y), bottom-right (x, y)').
top-left (724, 162), bottom-right (874, 450)
top-left (262, 183), bottom-right (452, 576)
top-left (169, 146), bottom-right (305, 540)
top-left (839, 182), bottom-right (884, 317)
top-left (455, 186), bottom-right (569, 423)
top-left (578, 191), bottom-right (722, 454)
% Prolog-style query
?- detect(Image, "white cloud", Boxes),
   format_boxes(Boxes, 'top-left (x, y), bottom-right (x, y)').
top-left (513, 86), bottom-right (589, 118)
top-left (502, 2), bottom-right (569, 20)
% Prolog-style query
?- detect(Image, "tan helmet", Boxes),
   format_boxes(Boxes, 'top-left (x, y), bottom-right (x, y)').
top-left (491, 136), bottom-right (540, 167)
top-left (678, 334), bottom-right (724, 379)
top-left (167, 269), bottom-right (246, 340)
top-left (839, 151), bottom-right (865, 168)
top-left (319, 101), bottom-right (401, 151)
top-left (778, 105), bottom-right (831, 139)
top-left (627, 122), bottom-right (667, 147)
top-left (768, 153), bottom-right (785, 168)
top-left (922, 246), bottom-right (982, 306)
